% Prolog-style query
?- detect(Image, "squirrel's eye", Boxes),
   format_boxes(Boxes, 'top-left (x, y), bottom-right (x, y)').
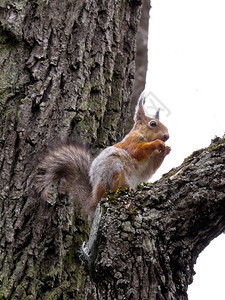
top-left (150, 120), bottom-right (157, 127)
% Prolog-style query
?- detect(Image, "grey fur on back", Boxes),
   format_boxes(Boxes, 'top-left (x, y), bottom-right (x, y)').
top-left (35, 140), bottom-right (93, 214)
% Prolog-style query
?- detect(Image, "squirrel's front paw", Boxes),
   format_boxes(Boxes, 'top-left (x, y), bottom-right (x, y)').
top-left (164, 145), bottom-right (171, 155)
top-left (154, 140), bottom-right (171, 156)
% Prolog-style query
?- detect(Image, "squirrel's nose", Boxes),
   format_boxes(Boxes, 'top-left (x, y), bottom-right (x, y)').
top-left (164, 134), bottom-right (169, 141)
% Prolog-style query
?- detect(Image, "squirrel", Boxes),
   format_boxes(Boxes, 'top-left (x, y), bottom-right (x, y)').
top-left (35, 93), bottom-right (171, 219)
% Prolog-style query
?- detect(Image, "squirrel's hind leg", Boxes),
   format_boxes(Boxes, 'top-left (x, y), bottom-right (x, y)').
top-left (89, 184), bottom-right (107, 218)
top-left (90, 170), bottom-right (129, 217)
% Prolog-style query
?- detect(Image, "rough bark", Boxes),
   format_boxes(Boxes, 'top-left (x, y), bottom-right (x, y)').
top-left (83, 136), bottom-right (225, 299)
top-left (0, 0), bottom-right (143, 299)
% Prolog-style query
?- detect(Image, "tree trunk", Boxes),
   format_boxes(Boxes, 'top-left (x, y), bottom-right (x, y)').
top-left (1, 1), bottom-right (224, 299)
top-left (0, 0), bottom-right (143, 298)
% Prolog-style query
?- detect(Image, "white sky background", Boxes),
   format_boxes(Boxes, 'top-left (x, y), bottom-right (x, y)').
top-left (145, 0), bottom-right (225, 299)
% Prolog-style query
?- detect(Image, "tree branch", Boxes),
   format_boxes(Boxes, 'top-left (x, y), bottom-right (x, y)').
top-left (83, 136), bottom-right (225, 299)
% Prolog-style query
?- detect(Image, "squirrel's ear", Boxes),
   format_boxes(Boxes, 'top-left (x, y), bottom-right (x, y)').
top-left (155, 109), bottom-right (160, 120)
top-left (134, 92), bottom-right (146, 122)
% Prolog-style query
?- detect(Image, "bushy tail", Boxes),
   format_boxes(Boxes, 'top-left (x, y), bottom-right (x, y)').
top-left (35, 139), bottom-right (93, 215)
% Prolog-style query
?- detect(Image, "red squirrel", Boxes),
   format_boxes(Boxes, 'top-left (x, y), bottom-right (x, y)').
top-left (36, 93), bottom-right (171, 218)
